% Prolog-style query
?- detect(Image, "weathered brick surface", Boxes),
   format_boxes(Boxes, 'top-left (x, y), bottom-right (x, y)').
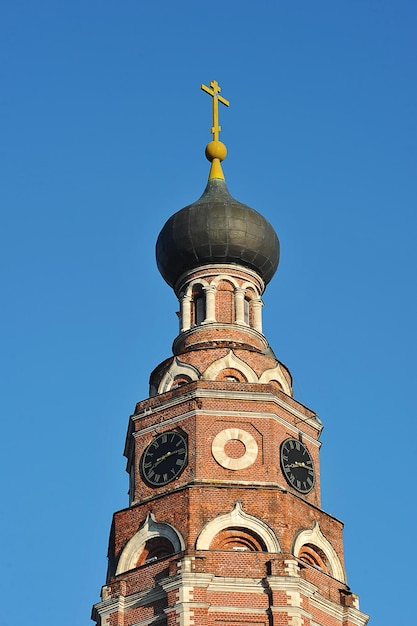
top-left (92, 264), bottom-right (369, 626)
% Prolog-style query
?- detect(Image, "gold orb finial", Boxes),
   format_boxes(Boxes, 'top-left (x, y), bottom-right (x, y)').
top-left (201, 80), bottom-right (230, 180)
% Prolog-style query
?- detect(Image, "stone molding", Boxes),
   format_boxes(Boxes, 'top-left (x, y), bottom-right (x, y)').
top-left (203, 350), bottom-right (258, 383)
top-left (292, 521), bottom-right (346, 583)
top-left (115, 513), bottom-right (185, 575)
top-left (195, 502), bottom-right (281, 553)
top-left (211, 427), bottom-right (258, 469)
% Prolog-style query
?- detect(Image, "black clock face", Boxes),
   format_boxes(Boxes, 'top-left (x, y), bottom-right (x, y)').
top-left (141, 431), bottom-right (188, 487)
top-left (280, 438), bottom-right (315, 494)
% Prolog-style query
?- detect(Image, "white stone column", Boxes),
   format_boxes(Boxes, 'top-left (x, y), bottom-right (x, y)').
top-left (252, 298), bottom-right (263, 333)
top-left (180, 293), bottom-right (192, 332)
top-left (235, 288), bottom-right (246, 325)
top-left (203, 285), bottom-right (216, 323)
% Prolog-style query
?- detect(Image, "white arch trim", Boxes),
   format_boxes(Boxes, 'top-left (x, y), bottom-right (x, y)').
top-left (158, 357), bottom-right (200, 394)
top-left (196, 502), bottom-right (281, 553)
top-left (183, 277), bottom-right (210, 297)
top-left (259, 363), bottom-right (292, 396)
top-left (202, 350), bottom-right (258, 383)
top-left (116, 513), bottom-right (185, 575)
top-left (240, 280), bottom-right (260, 295)
top-left (292, 521), bottom-right (346, 583)
top-left (210, 274), bottom-right (240, 289)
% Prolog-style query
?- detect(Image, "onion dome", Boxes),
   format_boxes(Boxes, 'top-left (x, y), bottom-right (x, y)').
top-left (155, 79), bottom-right (280, 289)
top-left (156, 179), bottom-right (279, 288)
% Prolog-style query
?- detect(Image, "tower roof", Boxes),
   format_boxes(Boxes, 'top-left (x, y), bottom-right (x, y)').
top-left (155, 80), bottom-right (280, 290)
top-left (156, 178), bottom-right (279, 288)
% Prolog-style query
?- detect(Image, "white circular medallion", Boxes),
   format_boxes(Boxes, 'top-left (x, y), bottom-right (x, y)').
top-left (211, 428), bottom-right (258, 470)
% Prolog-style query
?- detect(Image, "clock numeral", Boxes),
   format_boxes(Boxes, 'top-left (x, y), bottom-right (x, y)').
top-left (163, 473), bottom-right (168, 482)
top-left (160, 434), bottom-right (168, 444)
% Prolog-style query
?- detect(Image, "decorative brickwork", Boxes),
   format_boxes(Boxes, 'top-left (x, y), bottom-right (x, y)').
top-left (92, 156), bottom-right (369, 626)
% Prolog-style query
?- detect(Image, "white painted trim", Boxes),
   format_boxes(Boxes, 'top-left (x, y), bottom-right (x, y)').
top-left (115, 513), bottom-right (185, 575)
top-left (175, 263), bottom-right (265, 296)
top-left (133, 408), bottom-right (321, 448)
top-left (259, 362), bottom-right (292, 396)
top-left (202, 350), bottom-right (258, 383)
top-left (292, 521), bottom-right (346, 583)
top-left (211, 428), bottom-right (258, 469)
top-left (133, 388), bottom-right (321, 435)
top-left (157, 357), bottom-right (200, 394)
top-left (195, 502), bottom-right (281, 553)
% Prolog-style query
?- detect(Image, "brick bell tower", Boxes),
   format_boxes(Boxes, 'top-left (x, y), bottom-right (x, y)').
top-left (92, 81), bottom-right (369, 626)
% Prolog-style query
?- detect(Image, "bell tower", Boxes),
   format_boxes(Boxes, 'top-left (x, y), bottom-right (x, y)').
top-left (92, 81), bottom-right (369, 626)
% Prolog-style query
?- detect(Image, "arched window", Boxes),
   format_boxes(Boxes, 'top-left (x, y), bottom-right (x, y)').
top-left (170, 375), bottom-right (192, 390)
top-left (298, 543), bottom-right (328, 572)
top-left (244, 298), bottom-right (250, 325)
top-left (210, 527), bottom-right (267, 552)
top-left (136, 536), bottom-right (175, 567)
top-left (192, 285), bottom-right (205, 325)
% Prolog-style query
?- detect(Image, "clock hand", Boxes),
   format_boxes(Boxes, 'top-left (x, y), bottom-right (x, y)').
top-left (155, 449), bottom-right (181, 465)
top-left (287, 462), bottom-right (312, 469)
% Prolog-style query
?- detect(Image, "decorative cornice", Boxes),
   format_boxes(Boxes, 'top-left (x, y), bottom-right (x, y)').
top-left (131, 388), bottom-right (321, 439)
top-left (175, 263), bottom-right (265, 295)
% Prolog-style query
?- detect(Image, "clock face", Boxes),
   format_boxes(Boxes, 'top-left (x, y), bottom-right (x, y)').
top-left (280, 438), bottom-right (315, 494)
top-left (141, 430), bottom-right (188, 487)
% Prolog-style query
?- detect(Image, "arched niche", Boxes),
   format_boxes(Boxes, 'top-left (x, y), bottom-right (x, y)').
top-left (158, 357), bottom-right (200, 394)
top-left (196, 502), bottom-right (281, 553)
top-left (116, 513), bottom-right (185, 575)
top-left (259, 363), bottom-right (292, 396)
top-left (210, 274), bottom-right (240, 290)
top-left (202, 350), bottom-right (257, 383)
top-left (292, 521), bottom-right (346, 582)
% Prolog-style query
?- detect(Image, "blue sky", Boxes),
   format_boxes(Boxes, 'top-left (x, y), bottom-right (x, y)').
top-left (1, 2), bottom-right (416, 625)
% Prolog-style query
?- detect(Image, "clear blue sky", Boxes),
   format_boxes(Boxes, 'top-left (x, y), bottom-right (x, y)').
top-left (1, 2), bottom-right (416, 625)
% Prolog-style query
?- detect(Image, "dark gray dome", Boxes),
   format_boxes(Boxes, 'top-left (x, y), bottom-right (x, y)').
top-left (156, 178), bottom-right (280, 288)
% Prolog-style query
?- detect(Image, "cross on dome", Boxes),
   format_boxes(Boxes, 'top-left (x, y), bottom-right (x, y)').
top-left (201, 80), bottom-right (230, 180)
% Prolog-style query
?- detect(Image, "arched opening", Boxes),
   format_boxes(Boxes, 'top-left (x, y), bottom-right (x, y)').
top-left (210, 527), bottom-right (267, 552)
top-left (292, 521), bottom-right (346, 582)
top-left (244, 288), bottom-right (256, 327)
top-left (136, 536), bottom-right (175, 567)
top-left (243, 297), bottom-right (250, 325)
top-left (298, 543), bottom-right (328, 573)
top-left (170, 375), bottom-right (192, 390)
top-left (192, 284), bottom-right (205, 325)
top-left (215, 368), bottom-right (247, 383)
top-left (268, 379), bottom-right (283, 391)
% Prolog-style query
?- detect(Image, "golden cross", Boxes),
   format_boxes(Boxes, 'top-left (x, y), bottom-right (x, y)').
top-left (201, 80), bottom-right (230, 142)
